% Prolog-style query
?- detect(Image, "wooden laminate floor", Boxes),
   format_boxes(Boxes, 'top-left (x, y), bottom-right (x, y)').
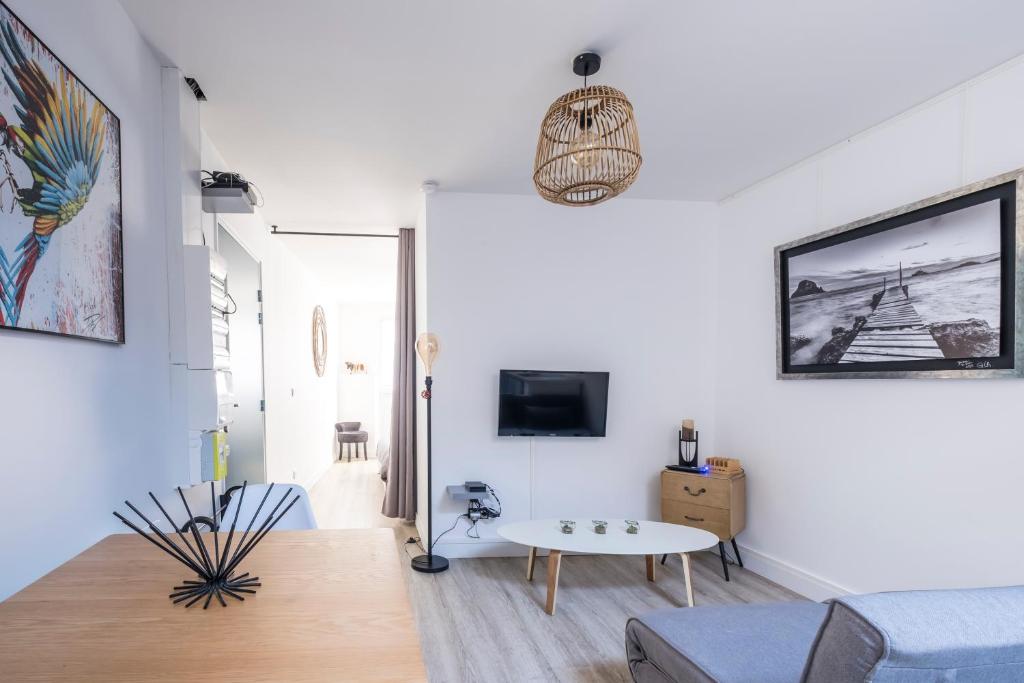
top-left (407, 551), bottom-right (804, 682)
top-left (310, 458), bottom-right (404, 530)
top-left (310, 461), bottom-right (804, 682)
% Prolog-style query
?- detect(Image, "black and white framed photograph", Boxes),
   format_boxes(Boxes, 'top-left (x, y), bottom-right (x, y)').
top-left (775, 169), bottom-right (1024, 379)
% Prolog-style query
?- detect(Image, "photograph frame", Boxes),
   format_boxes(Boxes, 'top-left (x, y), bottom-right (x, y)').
top-left (0, 0), bottom-right (125, 345)
top-left (775, 168), bottom-right (1024, 380)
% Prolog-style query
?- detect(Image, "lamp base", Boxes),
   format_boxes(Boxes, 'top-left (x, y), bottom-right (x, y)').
top-left (411, 553), bottom-right (450, 573)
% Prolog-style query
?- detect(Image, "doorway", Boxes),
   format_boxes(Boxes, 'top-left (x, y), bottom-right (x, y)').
top-left (217, 223), bottom-right (267, 486)
top-left (313, 299), bottom-right (398, 528)
top-left (275, 231), bottom-right (399, 529)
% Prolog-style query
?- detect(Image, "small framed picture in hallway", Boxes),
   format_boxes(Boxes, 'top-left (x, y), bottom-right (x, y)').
top-left (775, 169), bottom-right (1024, 379)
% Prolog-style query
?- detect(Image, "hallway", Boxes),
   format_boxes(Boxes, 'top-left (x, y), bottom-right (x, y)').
top-left (310, 458), bottom-right (405, 530)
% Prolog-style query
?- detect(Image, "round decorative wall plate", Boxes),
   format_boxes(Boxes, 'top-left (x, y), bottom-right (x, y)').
top-left (312, 305), bottom-right (327, 377)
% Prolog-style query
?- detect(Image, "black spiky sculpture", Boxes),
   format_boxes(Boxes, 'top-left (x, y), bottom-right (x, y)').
top-left (113, 481), bottom-right (299, 609)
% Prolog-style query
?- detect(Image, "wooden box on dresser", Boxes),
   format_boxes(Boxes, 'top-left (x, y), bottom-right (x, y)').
top-left (660, 469), bottom-right (746, 580)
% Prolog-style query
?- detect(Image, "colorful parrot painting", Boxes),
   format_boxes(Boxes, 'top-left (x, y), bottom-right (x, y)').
top-left (0, 18), bottom-right (106, 328)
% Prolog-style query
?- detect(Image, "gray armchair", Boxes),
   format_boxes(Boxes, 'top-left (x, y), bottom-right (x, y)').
top-left (335, 421), bottom-right (368, 462)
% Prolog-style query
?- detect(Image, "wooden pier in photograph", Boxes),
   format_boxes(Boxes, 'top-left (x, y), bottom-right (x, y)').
top-left (840, 270), bottom-right (943, 363)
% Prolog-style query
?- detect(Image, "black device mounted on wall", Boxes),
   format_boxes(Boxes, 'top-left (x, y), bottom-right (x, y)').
top-left (436, 482), bottom-right (502, 540)
top-left (202, 170), bottom-right (250, 192)
top-left (464, 481), bottom-right (497, 521)
top-left (497, 369), bottom-right (610, 437)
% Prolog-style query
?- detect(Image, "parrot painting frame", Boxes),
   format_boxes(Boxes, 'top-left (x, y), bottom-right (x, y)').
top-left (0, 1), bottom-right (124, 344)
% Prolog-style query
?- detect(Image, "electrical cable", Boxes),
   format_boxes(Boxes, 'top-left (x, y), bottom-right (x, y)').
top-left (247, 181), bottom-right (265, 207)
top-left (484, 485), bottom-right (502, 518)
top-left (200, 169), bottom-right (264, 207)
top-left (429, 484), bottom-right (502, 546)
top-left (432, 514), bottom-right (469, 547)
top-left (403, 536), bottom-right (424, 559)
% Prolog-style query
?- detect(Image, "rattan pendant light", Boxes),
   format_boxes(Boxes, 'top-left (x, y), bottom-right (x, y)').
top-left (533, 53), bottom-right (642, 206)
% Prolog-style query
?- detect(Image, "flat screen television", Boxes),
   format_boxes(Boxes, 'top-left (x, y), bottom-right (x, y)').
top-left (497, 370), bottom-right (609, 437)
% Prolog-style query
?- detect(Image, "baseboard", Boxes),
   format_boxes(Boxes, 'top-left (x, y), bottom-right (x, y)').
top-left (302, 459), bottom-right (333, 493)
top-left (735, 544), bottom-right (851, 601)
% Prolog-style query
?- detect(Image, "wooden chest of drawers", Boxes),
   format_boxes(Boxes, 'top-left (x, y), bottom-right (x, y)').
top-left (661, 469), bottom-right (746, 579)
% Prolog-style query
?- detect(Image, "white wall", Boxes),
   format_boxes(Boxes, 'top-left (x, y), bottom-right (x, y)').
top-left (424, 192), bottom-right (719, 557)
top-left (261, 247), bottom-right (340, 488)
top-left (716, 57), bottom-right (1024, 599)
top-left (201, 133), bottom-right (339, 491)
top-left (0, 0), bottom-right (178, 600)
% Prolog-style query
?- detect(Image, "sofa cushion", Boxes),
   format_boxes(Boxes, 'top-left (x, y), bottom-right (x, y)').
top-left (626, 602), bottom-right (829, 683)
top-left (802, 586), bottom-right (1024, 682)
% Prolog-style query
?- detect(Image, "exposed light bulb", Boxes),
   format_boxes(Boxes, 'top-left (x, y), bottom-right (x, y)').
top-left (416, 332), bottom-right (440, 375)
top-left (569, 128), bottom-right (601, 168)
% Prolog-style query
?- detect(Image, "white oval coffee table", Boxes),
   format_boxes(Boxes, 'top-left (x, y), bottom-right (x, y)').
top-left (498, 519), bottom-right (718, 615)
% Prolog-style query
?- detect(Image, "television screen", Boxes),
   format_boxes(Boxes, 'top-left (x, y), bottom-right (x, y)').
top-left (497, 370), bottom-right (609, 437)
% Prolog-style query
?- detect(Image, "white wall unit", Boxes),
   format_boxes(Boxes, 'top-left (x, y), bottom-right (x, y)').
top-left (178, 245), bottom-right (233, 481)
top-left (162, 67), bottom-right (191, 366)
top-left (716, 56), bottom-right (1024, 599)
top-left (422, 192), bottom-right (719, 558)
top-left (158, 59), bottom-right (219, 496)
top-left (186, 370), bottom-right (232, 431)
top-left (183, 246), bottom-right (229, 371)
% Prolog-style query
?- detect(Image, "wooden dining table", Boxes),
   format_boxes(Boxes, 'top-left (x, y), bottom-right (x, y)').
top-left (0, 528), bottom-right (427, 682)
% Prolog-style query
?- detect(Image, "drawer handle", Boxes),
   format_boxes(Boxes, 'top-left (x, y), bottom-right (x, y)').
top-left (684, 515), bottom-right (705, 522)
top-left (683, 486), bottom-right (706, 497)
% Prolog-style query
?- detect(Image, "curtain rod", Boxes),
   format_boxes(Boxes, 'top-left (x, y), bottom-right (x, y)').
top-left (270, 225), bottom-right (400, 239)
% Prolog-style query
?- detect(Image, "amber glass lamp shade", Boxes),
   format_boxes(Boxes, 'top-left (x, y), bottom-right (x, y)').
top-left (416, 332), bottom-right (440, 375)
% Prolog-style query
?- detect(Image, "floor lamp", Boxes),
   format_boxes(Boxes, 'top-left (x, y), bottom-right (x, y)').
top-left (411, 332), bottom-right (450, 573)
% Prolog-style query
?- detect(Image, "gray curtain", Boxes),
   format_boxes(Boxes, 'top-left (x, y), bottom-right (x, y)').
top-left (383, 228), bottom-right (416, 520)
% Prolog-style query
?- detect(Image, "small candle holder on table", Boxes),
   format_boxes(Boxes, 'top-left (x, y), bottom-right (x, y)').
top-left (667, 419), bottom-right (706, 473)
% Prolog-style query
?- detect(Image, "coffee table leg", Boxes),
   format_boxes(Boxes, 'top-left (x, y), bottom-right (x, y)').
top-left (645, 554), bottom-right (656, 582)
top-left (679, 552), bottom-right (694, 607)
top-left (545, 549), bottom-right (562, 615)
top-left (527, 546), bottom-right (537, 581)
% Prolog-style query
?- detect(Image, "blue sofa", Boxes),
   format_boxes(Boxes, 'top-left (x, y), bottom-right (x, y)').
top-left (625, 586), bottom-right (1024, 682)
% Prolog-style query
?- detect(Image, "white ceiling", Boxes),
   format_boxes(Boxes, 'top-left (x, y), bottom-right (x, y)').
top-left (121, 0), bottom-right (1024, 229)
